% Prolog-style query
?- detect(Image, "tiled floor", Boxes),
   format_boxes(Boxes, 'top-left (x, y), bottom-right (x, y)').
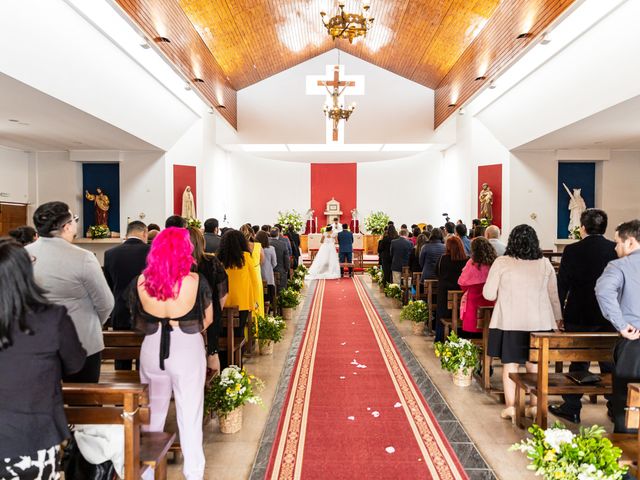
top-left (165, 277), bottom-right (613, 479)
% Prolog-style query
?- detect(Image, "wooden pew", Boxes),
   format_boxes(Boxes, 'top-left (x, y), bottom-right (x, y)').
top-left (510, 332), bottom-right (618, 429)
top-left (475, 306), bottom-right (498, 393)
top-left (218, 306), bottom-right (247, 367)
top-left (63, 383), bottom-right (175, 479)
top-left (423, 279), bottom-right (438, 336)
top-left (412, 273), bottom-right (424, 301)
top-left (610, 383), bottom-right (640, 477)
top-left (439, 290), bottom-right (464, 340)
top-left (100, 331), bottom-right (144, 383)
top-left (400, 266), bottom-right (411, 305)
top-left (262, 280), bottom-right (272, 315)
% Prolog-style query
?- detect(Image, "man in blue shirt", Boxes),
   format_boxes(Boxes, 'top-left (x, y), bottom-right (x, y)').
top-left (455, 223), bottom-right (471, 256)
top-left (595, 219), bottom-right (640, 432)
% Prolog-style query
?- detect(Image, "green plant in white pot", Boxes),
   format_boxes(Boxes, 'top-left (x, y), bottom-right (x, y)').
top-left (253, 315), bottom-right (286, 355)
top-left (278, 287), bottom-right (300, 321)
top-left (400, 300), bottom-right (430, 336)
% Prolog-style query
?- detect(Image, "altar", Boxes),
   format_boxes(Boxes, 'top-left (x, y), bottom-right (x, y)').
top-left (300, 233), bottom-right (381, 255)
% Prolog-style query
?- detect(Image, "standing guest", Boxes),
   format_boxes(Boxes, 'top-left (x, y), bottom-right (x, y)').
top-left (390, 228), bottom-right (413, 285)
top-left (595, 219), bottom-right (640, 433)
top-left (240, 224), bottom-right (265, 319)
top-left (103, 220), bottom-right (150, 370)
top-left (269, 228), bottom-right (291, 290)
top-left (455, 223), bottom-right (472, 256)
top-left (410, 227), bottom-right (421, 245)
top-left (165, 215), bottom-right (187, 229)
top-left (458, 237), bottom-right (496, 338)
top-left (378, 225), bottom-right (397, 284)
top-left (550, 209), bottom-right (617, 424)
top-left (419, 227), bottom-right (446, 281)
top-left (252, 225), bottom-right (260, 235)
top-left (256, 231), bottom-right (277, 307)
top-left (147, 223), bottom-right (161, 244)
top-left (0, 239), bottom-right (86, 480)
top-left (434, 236), bottom-right (469, 342)
top-left (337, 224), bottom-right (354, 277)
top-left (219, 230), bottom-right (258, 340)
top-left (203, 218), bottom-right (221, 254)
top-left (444, 222), bottom-right (456, 240)
top-left (483, 224), bottom-right (562, 421)
top-left (27, 201), bottom-right (113, 383)
top-left (8, 225), bottom-right (38, 246)
top-left (287, 225), bottom-right (301, 269)
top-left (485, 225), bottom-right (506, 256)
top-left (472, 225), bottom-right (486, 239)
top-left (261, 225), bottom-right (271, 232)
top-left (188, 227), bottom-right (228, 380)
top-left (147, 223), bottom-right (161, 232)
top-left (130, 228), bottom-right (212, 480)
top-left (409, 234), bottom-right (428, 274)
top-left (470, 219), bottom-right (481, 238)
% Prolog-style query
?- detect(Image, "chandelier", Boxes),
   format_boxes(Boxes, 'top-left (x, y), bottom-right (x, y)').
top-left (320, 1), bottom-right (374, 44)
top-left (323, 85), bottom-right (355, 142)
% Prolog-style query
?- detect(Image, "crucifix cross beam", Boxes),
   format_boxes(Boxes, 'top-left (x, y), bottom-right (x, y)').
top-left (317, 65), bottom-right (355, 93)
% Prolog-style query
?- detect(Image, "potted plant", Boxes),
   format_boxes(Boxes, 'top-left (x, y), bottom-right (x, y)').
top-left (293, 265), bottom-right (307, 284)
top-left (278, 287), bottom-right (300, 321)
top-left (400, 300), bottom-right (429, 336)
top-left (434, 332), bottom-right (480, 387)
top-left (364, 211), bottom-right (390, 235)
top-left (288, 276), bottom-right (304, 292)
top-left (204, 365), bottom-right (264, 433)
top-left (87, 225), bottom-right (110, 239)
top-left (384, 283), bottom-right (402, 305)
top-left (510, 422), bottom-right (627, 479)
top-left (253, 314), bottom-right (286, 355)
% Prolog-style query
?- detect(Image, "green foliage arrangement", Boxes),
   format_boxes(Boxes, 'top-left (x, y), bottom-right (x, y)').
top-left (278, 287), bottom-right (301, 308)
top-left (293, 264), bottom-right (308, 280)
top-left (366, 265), bottom-right (380, 278)
top-left (204, 366), bottom-right (264, 416)
top-left (253, 315), bottom-right (286, 343)
top-left (384, 283), bottom-right (402, 300)
top-left (187, 217), bottom-right (202, 229)
top-left (276, 210), bottom-right (304, 233)
top-left (569, 226), bottom-right (582, 240)
top-left (510, 422), bottom-right (627, 480)
top-left (288, 277), bottom-right (304, 292)
top-left (480, 218), bottom-right (491, 228)
top-left (87, 225), bottom-right (110, 239)
top-left (364, 211), bottom-right (390, 235)
top-left (400, 300), bottom-right (430, 324)
top-left (434, 332), bottom-right (480, 375)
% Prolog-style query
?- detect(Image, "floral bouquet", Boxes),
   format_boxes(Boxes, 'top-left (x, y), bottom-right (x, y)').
top-left (366, 265), bottom-right (380, 280)
top-left (253, 315), bottom-right (286, 343)
top-left (204, 366), bottom-right (264, 417)
top-left (278, 287), bottom-right (301, 309)
top-left (288, 277), bottom-right (304, 292)
top-left (87, 225), bottom-right (110, 239)
top-left (510, 422), bottom-right (627, 480)
top-left (400, 300), bottom-right (430, 324)
top-left (294, 264), bottom-right (308, 280)
top-left (434, 332), bottom-right (480, 375)
top-left (276, 210), bottom-right (304, 233)
top-left (364, 211), bottom-right (390, 235)
top-left (375, 270), bottom-right (386, 287)
top-left (384, 283), bottom-right (402, 300)
top-left (187, 217), bottom-right (202, 229)
top-left (569, 226), bottom-right (582, 240)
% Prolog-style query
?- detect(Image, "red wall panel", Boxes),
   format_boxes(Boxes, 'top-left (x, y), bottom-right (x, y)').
top-left (311, 163), bottom-right (357, 228)
top-left (173, 165), bottom-right (197, 216)
top-left (478, 164), bottom-right (502, 229)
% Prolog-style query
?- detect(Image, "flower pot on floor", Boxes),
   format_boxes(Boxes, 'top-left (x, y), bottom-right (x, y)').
top-left (259, 340), bottom-right (274, 355)
top-left (218, 407), bottom-right (243, 434)
top-left (412, 322), bottom-right (424, 336)
top-left (282, 307), bottom-right (293, 321)
top-left (452, 369), bottom-right (472, 387)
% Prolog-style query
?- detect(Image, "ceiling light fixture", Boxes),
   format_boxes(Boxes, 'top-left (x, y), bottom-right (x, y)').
top-left (320, 1), bottom-right (374, 44)
top-left (458, 108), bottom-right (466, 116)
top-left (540, 32), bottom-right (551, 45)
top-left (475, 75), bottom-right (487, 81)
top-left (517, 32), bottom-right (532, 39)
top-left (448, 103), bottom-right (456, 108)
top-left (154, 36), bottom-right (171, 43)
top-left (8, 119), bottom-right (19, 122)
top-left (193, 77), bottom-right (204, 83)
top-left (217, 104), bottom-right (226, 110)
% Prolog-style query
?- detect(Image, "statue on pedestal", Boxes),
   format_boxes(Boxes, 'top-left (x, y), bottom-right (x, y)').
top-left (85, 188), bottom-right (110, 226)
top-left (479, 183), bottom-right (493, 221)
top-left (350, 208), bottom-right (360, 233)
top-left (182, 186), bottom-right (196, 219)
top-left (563, 183), bottom-right (586, 236)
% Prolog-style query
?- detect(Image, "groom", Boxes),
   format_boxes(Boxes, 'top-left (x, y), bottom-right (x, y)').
top-left (338, 224), bottom-right (354, 277)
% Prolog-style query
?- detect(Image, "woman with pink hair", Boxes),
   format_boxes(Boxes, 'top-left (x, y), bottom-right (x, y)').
top-left (129, 227), bottom-right (212, 480)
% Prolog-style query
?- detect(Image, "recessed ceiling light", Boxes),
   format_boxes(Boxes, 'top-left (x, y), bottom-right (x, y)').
top-left (154, 36), bottom-right (171, 43)
top-left (8, 119), bottom-right (19, 122)
top-left (517, 32), bottom-right (532, 39)
top-left (448, 103), bottom-right (456, 108)
top-left (217, 104), bottom-right (226, 110)
top-left (193, 77), bottom-right (205, 83)
top-left (475, 76), bottom-right (487, 81)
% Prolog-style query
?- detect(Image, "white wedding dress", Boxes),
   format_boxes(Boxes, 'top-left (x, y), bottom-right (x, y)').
top-left (307, 232), bottom-right (341, 280)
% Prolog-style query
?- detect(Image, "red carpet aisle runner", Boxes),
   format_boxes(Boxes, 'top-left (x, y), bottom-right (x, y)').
top-left (266, 277), bottom-right (468, 479)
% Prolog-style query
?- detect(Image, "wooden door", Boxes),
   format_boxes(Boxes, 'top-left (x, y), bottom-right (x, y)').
top-left (0, 203), bottom-right (28, 236)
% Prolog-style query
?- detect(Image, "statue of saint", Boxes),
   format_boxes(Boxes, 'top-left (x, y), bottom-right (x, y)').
top-left (563, 183), bottom-right (587, 236)
top-left (182, 186), bottom-right (196, 219)
top-left (479, 183), bottom-right (493, 221)
top-left (85, 188), bottom-right (110, 226)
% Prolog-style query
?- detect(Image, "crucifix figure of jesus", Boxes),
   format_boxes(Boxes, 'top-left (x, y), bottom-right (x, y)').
top-left (306, 64), bottom-right (364, 144)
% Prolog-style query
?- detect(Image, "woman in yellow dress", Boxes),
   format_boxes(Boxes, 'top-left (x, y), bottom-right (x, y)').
top-left (240, 224), bottom-right (264, 320)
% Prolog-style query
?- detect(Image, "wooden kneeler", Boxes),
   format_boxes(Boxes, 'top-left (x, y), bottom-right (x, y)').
top-left (218, 306), bottom-right (247, 368)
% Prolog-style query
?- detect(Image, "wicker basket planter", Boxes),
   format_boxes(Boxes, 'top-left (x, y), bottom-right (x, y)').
top-left (282, 307), bottom-right (293, 321)
top-left (218, 407), bottom-right (243, 434)
top-left (411, 322), bottom-right (425, 336)
top-left (259, 340), bottom-right (274, 355)
top-left (452, 369), bottom-right (472, 387)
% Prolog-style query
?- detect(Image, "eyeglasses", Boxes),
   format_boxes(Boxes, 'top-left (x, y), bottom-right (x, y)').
top-left (61, 214), bottom-right (79, 228)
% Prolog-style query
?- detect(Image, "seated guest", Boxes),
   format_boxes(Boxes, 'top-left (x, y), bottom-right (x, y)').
top-left (147, 223), bottom-right (161, 231)
top-left (378, 226), bottom-right (397, 284)
top-left (470, 219), bottom-right (481, 237)
top-left (103, 220), bottom-right (150, 370)
top-left (130, 227), bottom-right (212, 479)
top-left (188, 227), bottom-right (228, 380)
top-left (257, 230), bottom-right (277, 306)
top-left (419, 227), bottom-right (445, 281)
top-left (455, 223), bottom-right (471, 255)
top-left (8, 225), bottom-right (38, 246)
top-left (390, 228), bottom-right (413, 285)
top-left (203, 218), bottom-right (221, 254)
top-left (434, 236), bottom-right (469, 342)
top-left (409, 234), bottom-right (428, 274)
top-left (458, 237), bottom-right (496, 337)
top-left (483, 224), bottom-right (562, 421)
top-left (0, 239), bottom-right (86, 480)
top-left (27, 201), bottom-right (113, 382)
top-left (220, 227), bottom-right (232, 236)
top-left (165, 215), bottom-right (187, 228)
top-left (269, 227), bottom-right (291, 290)
top-left (485, 225), bottom-right (506, 256)
top-left (596, 219), bottom-right (640, 433)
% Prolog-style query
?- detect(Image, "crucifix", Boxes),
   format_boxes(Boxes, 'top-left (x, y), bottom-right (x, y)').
top-left (306, 64), bottom-right (364, 144)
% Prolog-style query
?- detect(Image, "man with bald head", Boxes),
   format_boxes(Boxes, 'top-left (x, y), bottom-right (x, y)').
top-left (485, 225), bottom-right (506, 256)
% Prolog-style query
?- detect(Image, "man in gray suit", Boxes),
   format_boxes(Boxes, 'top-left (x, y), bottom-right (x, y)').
top-left (269, 227), bottom-right (290, 290)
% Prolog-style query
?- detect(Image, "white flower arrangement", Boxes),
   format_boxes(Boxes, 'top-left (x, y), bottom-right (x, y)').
top-left (276, 210), bottom-right (304, 232)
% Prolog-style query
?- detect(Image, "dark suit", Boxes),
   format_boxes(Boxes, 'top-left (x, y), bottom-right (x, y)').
top-left (557, 234), bottom-right (617, 413)
top-left (204, 232), bottom-right (221, 254)
top-left (337, 230), bottom-right (354, 276)
top-left (103, 238), bottom-right (150, 369)
top-left (270, 237), bottom-right (291, 289)
top-left (378, 236), bottom-right (393, 283)
top-left (288, 231), bottom-right (301, 268)
top-left (390, 237), bottom-right (413, 272)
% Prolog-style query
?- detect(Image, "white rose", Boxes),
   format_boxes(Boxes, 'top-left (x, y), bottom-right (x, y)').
top-left (543, 428), bottom-right (575, 451)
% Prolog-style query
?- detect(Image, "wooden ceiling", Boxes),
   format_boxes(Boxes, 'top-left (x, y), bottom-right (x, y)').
top-left (178, 0), bottom-right (502, 91)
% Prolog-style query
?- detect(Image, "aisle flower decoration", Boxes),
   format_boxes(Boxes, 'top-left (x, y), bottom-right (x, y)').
top-left (400, 300), bottom-right (429, 324)
top-left (510, 422), bottom-right (627, 480)
top-left (366, 265), bottom-right (380, 280)
top-left (288, 277), bottom-right (304, 292)
top-left (384, 283), bottom-right (402, 300)
top-left (294, 264), bottom-right (308, 279)
top-left (87, 225), bottom-right (110, 239)
top-left (278, 287), bottom-right (301, 309)
top-left (364, 211), bottom-right (390, 235)
top-left (204, 366), bottom-right (264, 417)
top-left (276, 210), bottom-right (304, 232)
top-left (253, 314), bottom-right (286, 344)
top-left (434, 332), bottom-right (480, 376)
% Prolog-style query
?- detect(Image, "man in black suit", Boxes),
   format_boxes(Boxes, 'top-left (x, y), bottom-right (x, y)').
top-left (287, 225), bottom-right (301, 269)
top-left (204, 218), bottom-right (221, 254)
top-left (103, 221), bottom-right (150, 370)
top-left (550, 209), bottom-right (618, 423)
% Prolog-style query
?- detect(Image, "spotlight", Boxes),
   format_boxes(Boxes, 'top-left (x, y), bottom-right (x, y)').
top-left (154, 36), bottom-right (171, 43)
top-left (517, 32), bottom-right (532, 39)
top-left (475, 76), bottom-right (487, 81)
top-left (448, 103), bottom-right (456, 108)
top-left (193, 78), bottom-right (205, 83)
top-left (217, 105), bottom-right (227, 110)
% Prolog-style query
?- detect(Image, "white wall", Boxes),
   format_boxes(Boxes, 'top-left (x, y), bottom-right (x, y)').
top-left (0, 146), bottom-right (30, 203)
top-left (120, 151), bottom-right (166, 229)
top-left (601, 151), bottom-right (640, 230)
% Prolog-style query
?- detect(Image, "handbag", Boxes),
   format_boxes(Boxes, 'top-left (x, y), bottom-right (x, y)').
top-left (565, 371), bottom-right (602, 385)
top-left (61, 431), bottom-right (117, 480)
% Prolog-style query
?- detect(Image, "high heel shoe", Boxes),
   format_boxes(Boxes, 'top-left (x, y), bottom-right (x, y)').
top-left (500, 406), bottom-right (516, 420)
top-left (525, 406), bottom-right (537, 419)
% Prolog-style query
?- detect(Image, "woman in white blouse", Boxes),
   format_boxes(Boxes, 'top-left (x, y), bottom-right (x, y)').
top-left (483, 224), bottom-right (562, 421)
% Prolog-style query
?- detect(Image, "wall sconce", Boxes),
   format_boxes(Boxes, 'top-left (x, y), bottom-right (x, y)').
top-left (530, 213), bottom-right (538, 220)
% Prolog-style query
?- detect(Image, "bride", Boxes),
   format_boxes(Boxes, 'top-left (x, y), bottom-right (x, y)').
top-left (307, 226), bottom-right (341, 280)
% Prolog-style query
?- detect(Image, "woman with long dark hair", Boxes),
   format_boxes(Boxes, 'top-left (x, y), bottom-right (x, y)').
top-left (378, 225), bottom-right (398, 284)
top-left (483, 224), bottom-right (562, 421)
top-left (8, 225), bottom-right (38, 246)
top-left (434, 236), bottom-right (469, 341)
top-left (0, 238), bottom-right (86, 479)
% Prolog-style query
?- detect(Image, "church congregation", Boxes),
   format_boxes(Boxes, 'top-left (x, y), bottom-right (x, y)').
top-left (2, 0), bottom-right (640, 479)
